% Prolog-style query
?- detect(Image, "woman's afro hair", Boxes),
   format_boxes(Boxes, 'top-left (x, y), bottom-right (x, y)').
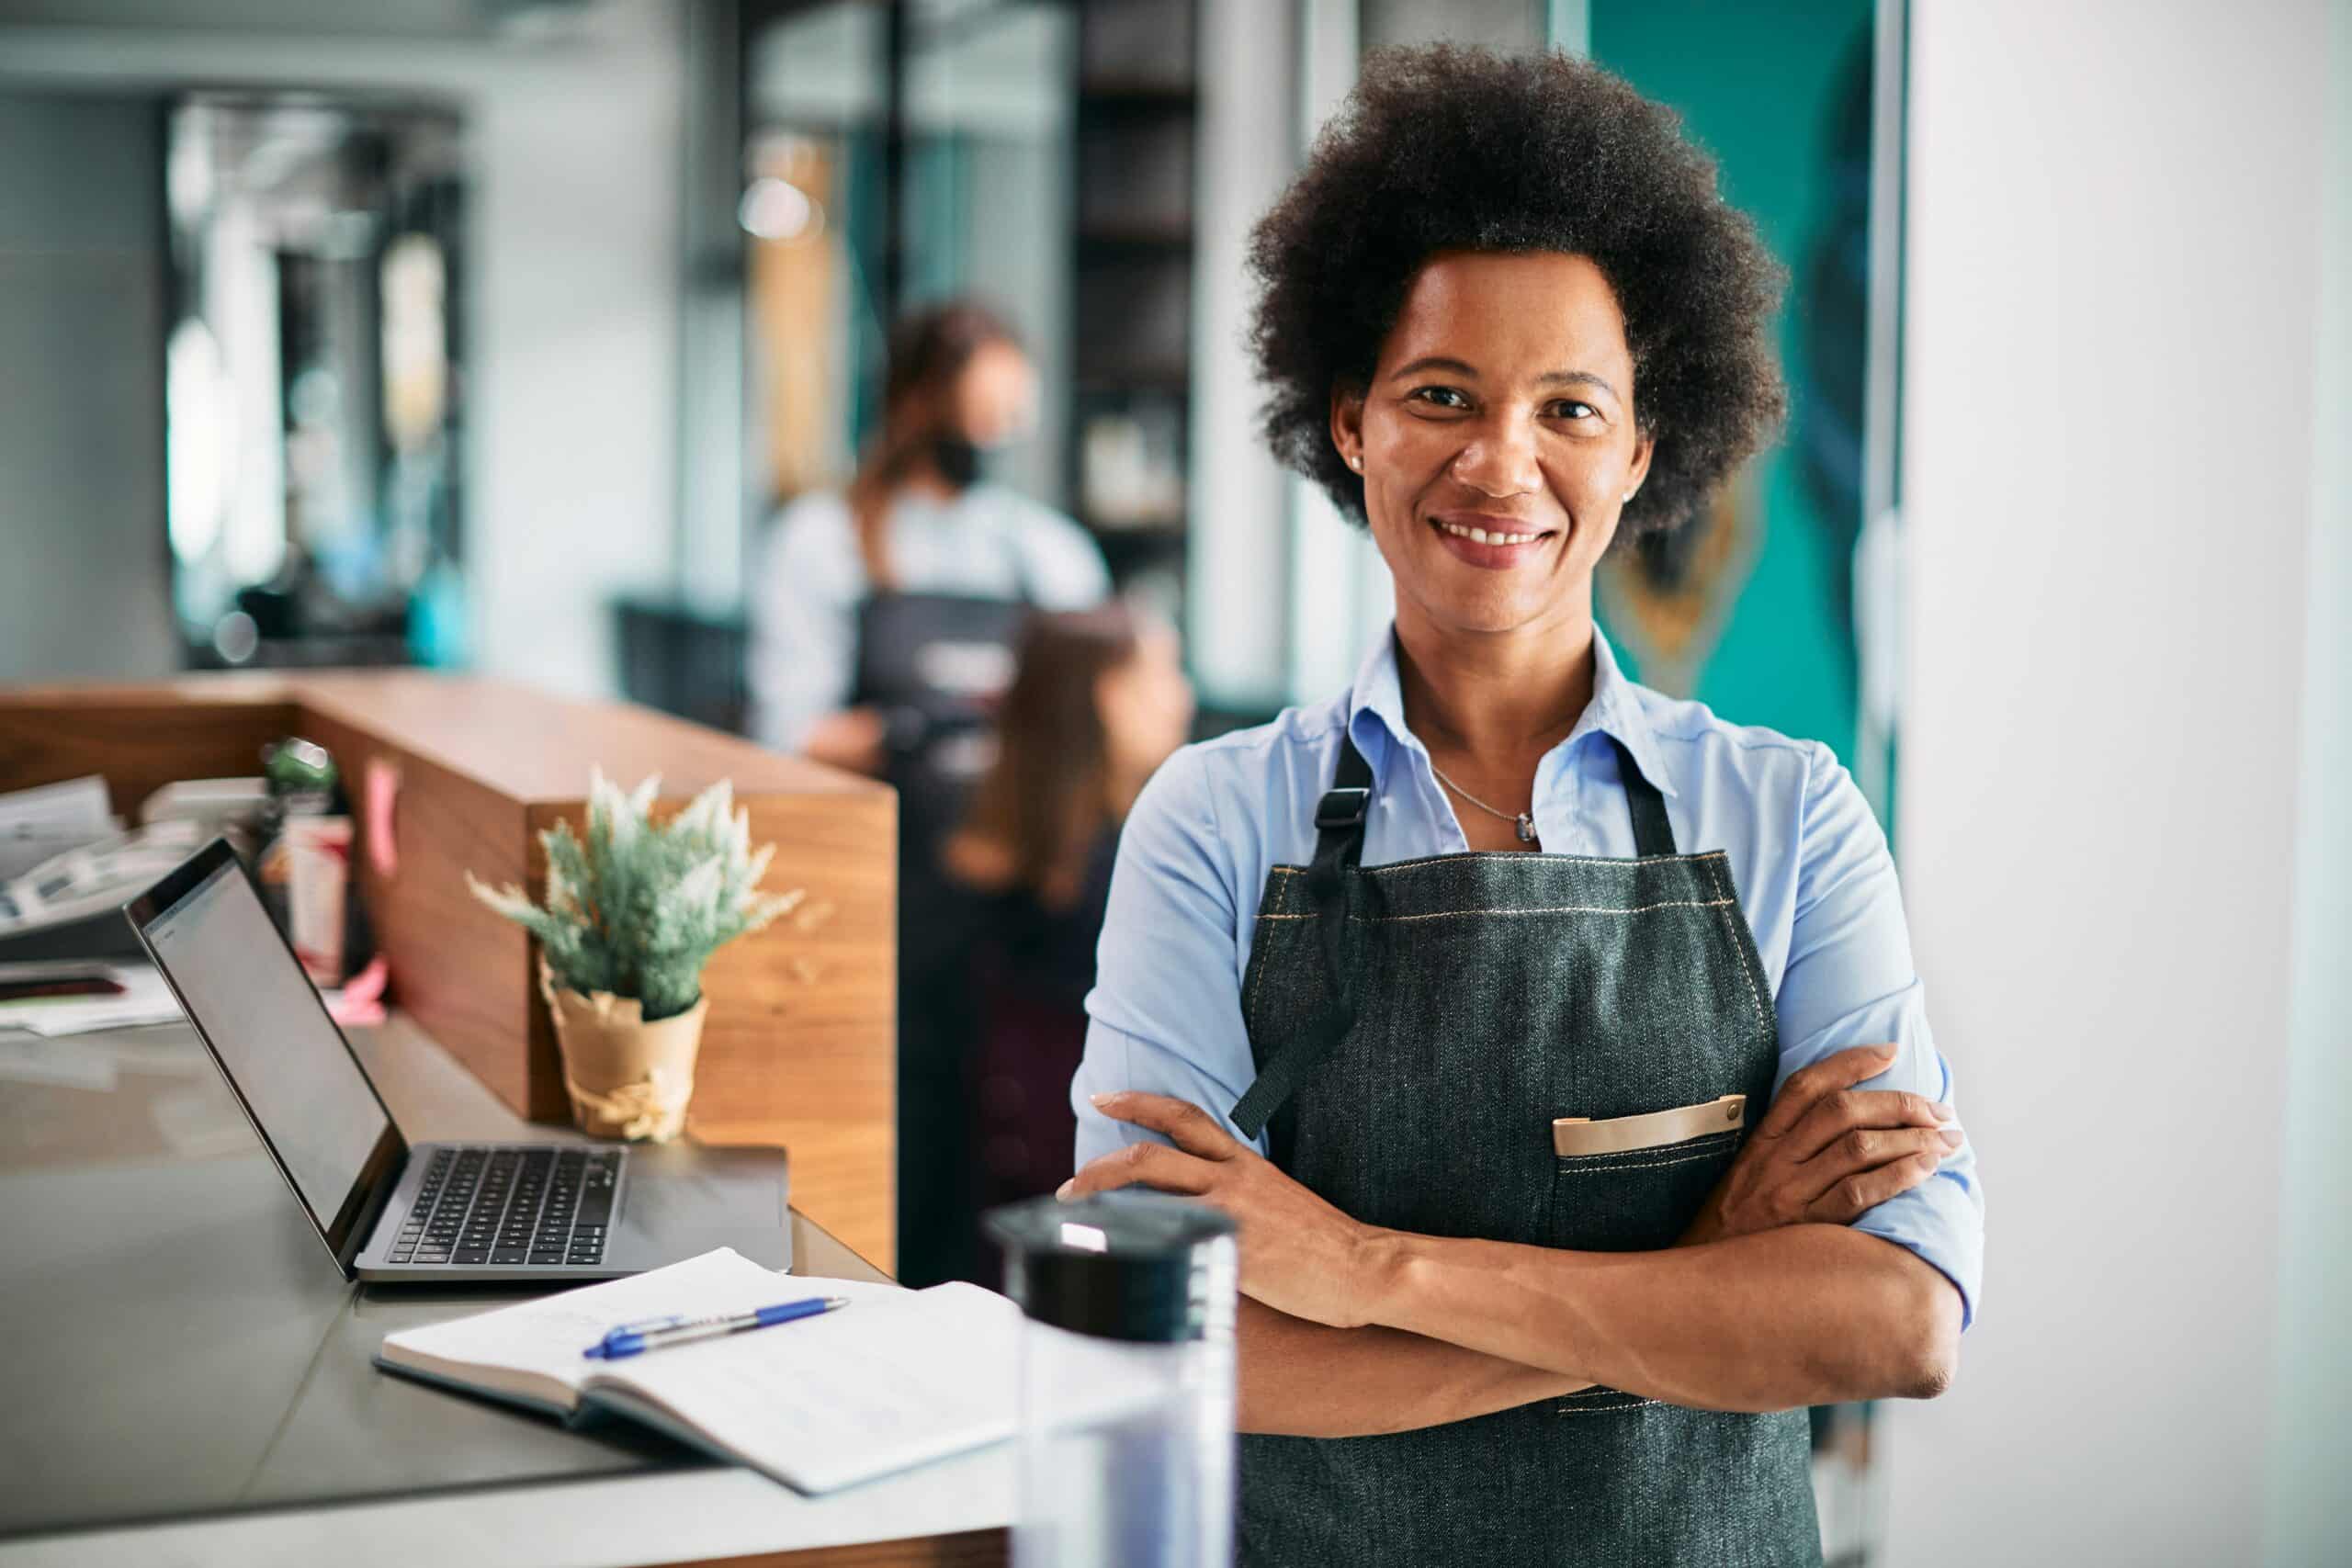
top-left (1248, 45), bottom-right (1788, 539)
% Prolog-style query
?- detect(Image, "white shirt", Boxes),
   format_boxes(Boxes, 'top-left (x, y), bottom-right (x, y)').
top-left (746, 483), bottom-right (1110, 750)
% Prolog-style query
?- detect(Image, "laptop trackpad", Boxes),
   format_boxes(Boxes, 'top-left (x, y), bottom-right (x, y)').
top-left (616, 1145), bottom-right (790, 1269)
top-left (630, 1146), bottom-right (786, 1232)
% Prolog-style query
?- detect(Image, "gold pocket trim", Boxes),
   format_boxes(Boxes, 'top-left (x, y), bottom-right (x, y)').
top-left (1553, 1094), bottom-right (1747, 1157)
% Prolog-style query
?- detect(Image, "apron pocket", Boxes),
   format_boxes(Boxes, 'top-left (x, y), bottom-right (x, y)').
top-left (1548, 1129), bottom-right (1739, 1252)
top-left (1552, 1094), bottom-right (1747, 1156)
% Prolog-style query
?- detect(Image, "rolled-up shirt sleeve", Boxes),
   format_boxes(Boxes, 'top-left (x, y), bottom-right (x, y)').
top-left (1775, 741), bottom-right (1985, 1327)
top-left (1071, 748), bottom-right (1264, 1170)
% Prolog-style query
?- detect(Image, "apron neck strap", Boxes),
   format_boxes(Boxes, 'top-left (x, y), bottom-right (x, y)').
top-left (1610, 736), bottom-right (1678, 857)
top-left (1311, 735), bottom-right (1374, 868)
top-left (1228, 736), bottom-right (1372, 1143)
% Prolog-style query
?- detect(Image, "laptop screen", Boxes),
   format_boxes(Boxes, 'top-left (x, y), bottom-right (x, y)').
top-left (138, 852), bottom-right (395, 1240)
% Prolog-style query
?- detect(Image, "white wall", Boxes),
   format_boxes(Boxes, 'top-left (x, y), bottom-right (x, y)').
top-left (0, 0), bottom-right (685, 699)
top-left (462, 8), bottom-right (684, 698)
top-left (1889, 2), bottom-right (2334, 1563)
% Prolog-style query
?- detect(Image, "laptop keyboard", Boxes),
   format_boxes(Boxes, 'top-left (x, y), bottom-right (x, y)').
top-left (389, 1146), bottom-right (618, 1267)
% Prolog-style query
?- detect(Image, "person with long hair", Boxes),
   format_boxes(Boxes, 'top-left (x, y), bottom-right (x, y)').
top-left (749, 301), bottom-right (1107, 1286)
top-left (1059, 48), bottom-right (1981, 1564)
top-left (944, 605), bottom-right (1193, 1242)
top-left (748, 300), bottom-right (1108, 773)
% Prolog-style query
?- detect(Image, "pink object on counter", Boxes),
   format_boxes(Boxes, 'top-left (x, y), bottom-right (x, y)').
top-left (324, 954), bottom-right (390, 1027)
top-left (365, 759), bottom-right (401, 879)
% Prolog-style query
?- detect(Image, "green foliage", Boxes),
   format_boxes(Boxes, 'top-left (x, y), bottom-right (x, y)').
top-left (469, 773), bottom-right (802, 1021)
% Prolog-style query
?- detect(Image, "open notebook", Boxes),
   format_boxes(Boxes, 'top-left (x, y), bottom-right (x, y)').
top-left (376, 1247), bottom-right (1022, 1495)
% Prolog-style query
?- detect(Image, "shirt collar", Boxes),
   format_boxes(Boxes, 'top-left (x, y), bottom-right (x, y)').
top-left (1345, 623), bottom-right (1679, 800)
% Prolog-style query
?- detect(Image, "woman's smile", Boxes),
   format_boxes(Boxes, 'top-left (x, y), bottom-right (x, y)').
top-left (1427, 509), bottom-right (1560, 570)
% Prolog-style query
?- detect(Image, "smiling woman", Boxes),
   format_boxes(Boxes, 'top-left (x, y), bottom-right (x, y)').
top-left (1065, 42), bottom-right (1983, 1568)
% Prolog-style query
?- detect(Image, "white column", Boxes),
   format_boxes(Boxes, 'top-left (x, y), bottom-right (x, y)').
top-left (1185, 0), bottom-right (1301, 712)
top-left (2263, 3), bottom-right (2352, 1560)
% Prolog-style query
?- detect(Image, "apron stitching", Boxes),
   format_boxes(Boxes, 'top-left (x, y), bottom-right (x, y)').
top-left (1337, 898), bottom-right (1736, 923)
top-left (1556, 1397), bottom-right (1660, 1414)
top-left (1244, 881), bottom-right (1284, 1032)
top-left (1702, 855), bottom-right (1770, 1032)
top-left (1264, 850), bottom-right (1733, 877)
top-left (1258, 898), bottom-right (1736, 923)
top-left (1556, 1145), bottom-right (1736, 1174)
top-left (1555, 1130), bottom-right (1737, 1163)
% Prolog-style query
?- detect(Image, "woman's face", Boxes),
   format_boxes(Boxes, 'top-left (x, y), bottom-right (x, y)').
top-left (949, 339), bottom-right (1038, 447)
top-left (1331, 251), bottom-right (1653, 640)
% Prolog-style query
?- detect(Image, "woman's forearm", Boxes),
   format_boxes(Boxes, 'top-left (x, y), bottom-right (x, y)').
top-left (1355, 1224), bottom-right (1960, 1413)
top-left (1237, 1295), bottom-right (1592, 1438)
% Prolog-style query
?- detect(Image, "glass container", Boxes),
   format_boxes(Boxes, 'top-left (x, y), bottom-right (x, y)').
top-left (987, 1190), bottom-right (1238, 1568)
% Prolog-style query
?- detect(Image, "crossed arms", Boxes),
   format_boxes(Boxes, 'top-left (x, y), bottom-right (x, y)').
top-left (1064, 1045), bottom-right (1965, 1436)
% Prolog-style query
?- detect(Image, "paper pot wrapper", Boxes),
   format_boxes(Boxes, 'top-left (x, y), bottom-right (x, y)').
top-left (539, 962), bottom-right (706, 1142)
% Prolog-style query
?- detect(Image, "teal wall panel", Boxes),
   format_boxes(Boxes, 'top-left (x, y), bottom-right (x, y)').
top-left (1589, 0), bottom-right (1877, 767)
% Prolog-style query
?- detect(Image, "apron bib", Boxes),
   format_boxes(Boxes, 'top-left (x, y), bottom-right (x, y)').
top-left (853, 588), bottom-right (1030, 871)
top-left (1229, 736), bottom-right (1820, 1567)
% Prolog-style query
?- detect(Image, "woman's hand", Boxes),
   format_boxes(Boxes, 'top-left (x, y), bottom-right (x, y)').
top-left (1683, 1043), bottom-right (1961, 1246)
top-left (1062, 1091), bottom-right (1378, 1328)
top-left (801, 707), bottom-right (888, 775)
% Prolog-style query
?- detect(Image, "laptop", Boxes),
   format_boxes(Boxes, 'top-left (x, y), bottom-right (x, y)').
top-left (124, 838), bottom-right (791, 1283)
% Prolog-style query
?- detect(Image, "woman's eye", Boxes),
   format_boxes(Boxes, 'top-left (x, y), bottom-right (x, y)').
top-left (1409, 386), bottom-right (1470, 411)
top-left (1547, 400), bottom-right (1600, 422)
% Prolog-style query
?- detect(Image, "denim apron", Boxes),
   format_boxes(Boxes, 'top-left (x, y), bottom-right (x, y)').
top-left (1228, 735), bottom-right (1820, 1566)
top-left (854, 587), bottom-right (1029, 1285)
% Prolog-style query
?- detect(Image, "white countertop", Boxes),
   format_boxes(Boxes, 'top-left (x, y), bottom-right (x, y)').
top-left (0, 1450), bottom-right (1014, 1568)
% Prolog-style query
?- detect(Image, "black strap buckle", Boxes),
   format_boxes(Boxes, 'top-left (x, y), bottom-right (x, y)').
top-left (1314, 786), bottom-right (1371, 831)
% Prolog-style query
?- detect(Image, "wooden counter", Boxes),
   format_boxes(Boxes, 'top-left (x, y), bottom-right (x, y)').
top-left (0, 672), bottom-right (899, 1268)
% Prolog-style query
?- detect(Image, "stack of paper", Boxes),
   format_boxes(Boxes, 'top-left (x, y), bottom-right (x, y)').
top-left (0, 820), bottom-right (205, 940)
top-left (0, 777), bottom-right (119, 882)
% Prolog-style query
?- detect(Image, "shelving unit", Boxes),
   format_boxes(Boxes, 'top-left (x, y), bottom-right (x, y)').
top-left (1065, 0), bottom-right (1200, 605)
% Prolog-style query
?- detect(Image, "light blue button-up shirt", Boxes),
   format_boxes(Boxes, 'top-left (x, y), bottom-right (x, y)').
top-left (1073, 626), bottom-right (1984, 1326)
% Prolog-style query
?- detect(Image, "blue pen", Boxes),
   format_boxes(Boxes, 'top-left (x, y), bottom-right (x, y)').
top-left (582, 1295), bottom-right (851, 1359)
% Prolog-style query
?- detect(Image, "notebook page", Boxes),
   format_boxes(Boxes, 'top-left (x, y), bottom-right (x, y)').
top-left (591, 1280), bottom-right (1023, 1494)
top-left (379, 1247), bottom-right (904, 1409)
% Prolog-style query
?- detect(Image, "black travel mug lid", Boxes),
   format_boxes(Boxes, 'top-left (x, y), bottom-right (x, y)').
top-left (985, 1190), bottom-right (1238, 1345)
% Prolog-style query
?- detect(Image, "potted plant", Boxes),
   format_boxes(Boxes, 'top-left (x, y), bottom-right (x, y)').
top-left (468, 772), bottom-right (801, 1142)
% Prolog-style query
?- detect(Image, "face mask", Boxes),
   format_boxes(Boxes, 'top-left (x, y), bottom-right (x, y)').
top-left (930, 434), bottom-right (982, 490)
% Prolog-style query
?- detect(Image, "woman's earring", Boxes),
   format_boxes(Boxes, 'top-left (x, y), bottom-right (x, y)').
top-left (1348, 454), bottom-right (1363, 471)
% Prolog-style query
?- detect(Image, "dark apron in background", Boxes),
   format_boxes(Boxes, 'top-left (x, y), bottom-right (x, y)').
top-left (1228, 735), bottom-right (1821, 1566)
top-left (853, 587), bottom-right (1030, 1288)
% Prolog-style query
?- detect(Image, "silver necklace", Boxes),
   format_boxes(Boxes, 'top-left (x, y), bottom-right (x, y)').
top-left (1429, 761), bottom-right (1538, 843)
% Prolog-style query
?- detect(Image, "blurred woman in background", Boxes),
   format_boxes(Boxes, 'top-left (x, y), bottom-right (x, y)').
top-left (749, 299), bottom-right (1107, 1286)
top-left (749, 300), bottom-right (1108, 773)
top-left (943, 604), bottom-right (1193, 1275)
